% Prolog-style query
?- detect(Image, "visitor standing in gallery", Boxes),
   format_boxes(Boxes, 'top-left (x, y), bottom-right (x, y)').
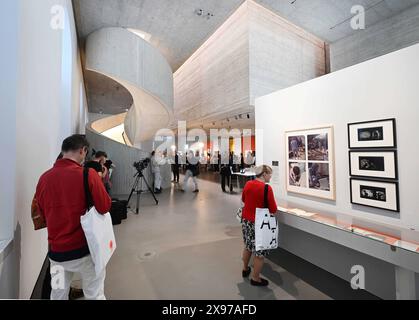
top-left (240, 165), bottom-right (278, 287)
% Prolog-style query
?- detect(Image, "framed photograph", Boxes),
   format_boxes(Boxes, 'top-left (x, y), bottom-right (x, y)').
top-left (350, 178), bottom-right (400, 212)
top-left (348, 118), bottom-right (396, 149)
top-left (285, 126), bottom-right (335, 201)
top-left (349, 151), bottom-right (398, 180)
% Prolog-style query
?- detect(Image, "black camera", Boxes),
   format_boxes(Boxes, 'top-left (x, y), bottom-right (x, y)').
top-left (133, 158), bottom-right (150, 172)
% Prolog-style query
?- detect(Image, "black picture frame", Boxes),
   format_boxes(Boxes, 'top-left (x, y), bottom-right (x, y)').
top-left (350, 178), bottom-right (400, 213)
top-left (348, 150), bottom-right (398, 180)
top-left (347, 118), bottom-right (397, 149)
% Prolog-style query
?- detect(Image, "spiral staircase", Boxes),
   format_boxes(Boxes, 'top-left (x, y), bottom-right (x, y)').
top-left (85, 27), bottom-right (174, 194)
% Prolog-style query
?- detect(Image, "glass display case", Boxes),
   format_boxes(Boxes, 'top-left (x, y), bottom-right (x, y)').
top-left (277, 205), bottom-right (419, 254)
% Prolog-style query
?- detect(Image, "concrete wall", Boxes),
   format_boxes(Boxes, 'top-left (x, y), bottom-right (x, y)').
top-left (255, 44), bottom-right (419, 298)
top-left (86, 125), bottom-right (171, 195)
top-left (248, 0), bottom-right (327, 105)
top-left (0, 0), bottom-right (88, 299)
top-left (173, 0), bottom-right (327, 129)
top-left (330, 4), bottom-right (419, 72)
top-left (85, 27), bottom-right (174, 144)
top-left (173, 2), bottom-right (250, 128)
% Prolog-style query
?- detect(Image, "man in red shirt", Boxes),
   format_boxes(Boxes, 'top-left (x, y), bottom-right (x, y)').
top-left (36, 134), bottom-right (111, 300)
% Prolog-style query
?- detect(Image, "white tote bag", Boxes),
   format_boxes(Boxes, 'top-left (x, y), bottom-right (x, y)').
top-left (81, 168), bottom-right (116, 276)
top-left (255, 185), bottom-right (278, 251)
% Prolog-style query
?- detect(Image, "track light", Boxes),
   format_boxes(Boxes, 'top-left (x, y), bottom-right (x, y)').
top-left (247, 114), bottom-right (250, 119)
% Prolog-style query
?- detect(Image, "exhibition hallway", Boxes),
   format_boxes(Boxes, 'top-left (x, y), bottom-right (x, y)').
top-left (105, 174), bottom-right (376, 300)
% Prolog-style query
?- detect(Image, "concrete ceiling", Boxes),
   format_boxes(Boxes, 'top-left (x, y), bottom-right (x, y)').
top-left (74, 0), bottom-right (419, 115)
top-left (74, 0), bottom-right (419, 71)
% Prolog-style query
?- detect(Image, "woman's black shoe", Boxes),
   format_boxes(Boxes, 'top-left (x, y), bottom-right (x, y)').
top-left (250, 278), bottom-right (269, 287)
top-left (242, 267), bottom-right (251, 278)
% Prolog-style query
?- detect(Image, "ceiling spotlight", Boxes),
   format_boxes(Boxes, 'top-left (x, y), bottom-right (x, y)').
top-left (195, 9), bottom-right (214, 19)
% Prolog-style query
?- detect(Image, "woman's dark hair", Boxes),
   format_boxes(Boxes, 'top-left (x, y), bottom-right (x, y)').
top-left (61, 134), bottom-right (89, 153)
top-left (292, 166), bottom-right (301, 176)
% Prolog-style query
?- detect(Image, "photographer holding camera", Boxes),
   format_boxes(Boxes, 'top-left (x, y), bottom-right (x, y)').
top-left (85, 151), bottom-right (108, 178)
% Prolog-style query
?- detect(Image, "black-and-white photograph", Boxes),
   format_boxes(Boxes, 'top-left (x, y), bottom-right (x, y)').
top-left (288, 136), bottom-right (306, 160)
top-left (348, 118), bottom-right (396, 149)
top-left (358, 126), bottom-right (384, 141)
top-left (350, 179), bottom-right (399, 212)
top-left (360, 185), bottom-right (386, 202)
top-left (349, 151), bottom-right (398, 180)
top-left (308, 134), bottom-right (328, 161)
top-left (308, 163), bottom-right (330, 191)
top-left (359, 156), bottom-right (385, 172)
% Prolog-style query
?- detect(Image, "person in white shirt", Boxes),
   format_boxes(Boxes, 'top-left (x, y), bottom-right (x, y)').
top-left (151, 151), bottom-right (162, 194)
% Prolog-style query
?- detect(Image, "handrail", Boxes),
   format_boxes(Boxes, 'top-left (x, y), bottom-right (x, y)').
top-left (122, 131), bottom-right (128, 145)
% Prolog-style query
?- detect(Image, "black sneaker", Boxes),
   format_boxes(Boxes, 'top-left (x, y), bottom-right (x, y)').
top-left (69, 287), bottom-right (84, 300)
top-left (250, 278), bottom-right (269, 287)
top-left (193, 189), bottom-right (200, 193)
top-left (242, 267), bottom-right (251, 278)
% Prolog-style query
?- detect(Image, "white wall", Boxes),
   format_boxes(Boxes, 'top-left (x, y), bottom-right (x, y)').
top-left (0, 0), bottom-right (88, 299)
top-left (256, 43), bottom-right (419, 230)
top-left (0, 0), bottom-right (19, 298)
top-left (0, 0), bottom-right (18, 242)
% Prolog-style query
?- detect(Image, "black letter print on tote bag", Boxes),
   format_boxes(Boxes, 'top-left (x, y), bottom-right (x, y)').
top-left (270, 219), bottom-right (278, 246)
top-left (260, 214), bottom-right (271, 230)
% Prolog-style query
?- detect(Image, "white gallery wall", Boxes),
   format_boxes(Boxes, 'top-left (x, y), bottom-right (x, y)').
top-left (256, 43), bottom-right (419, 230)
top-left (0, 0), bottom-right (19, 298)
top-left (0, 0), bottom-right (88, 298)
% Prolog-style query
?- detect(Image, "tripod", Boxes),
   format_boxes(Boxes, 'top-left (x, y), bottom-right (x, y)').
top-left (127, 169), bottom-right (159, 214)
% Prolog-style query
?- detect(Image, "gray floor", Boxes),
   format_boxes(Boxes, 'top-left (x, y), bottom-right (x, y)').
top-left (105, 174), bottom-right (331, 300)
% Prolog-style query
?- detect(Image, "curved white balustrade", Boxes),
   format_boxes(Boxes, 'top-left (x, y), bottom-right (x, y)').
top-left (84, 27), bottom-right (174, 193)
top-left (85, 27), bottom-right (174, 145)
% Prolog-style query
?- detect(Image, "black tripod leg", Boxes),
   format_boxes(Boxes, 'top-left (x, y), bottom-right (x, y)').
top-left (142, 176), bottom-right (159, 205)
top-left (127, 175), bottom-right (139, 205)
